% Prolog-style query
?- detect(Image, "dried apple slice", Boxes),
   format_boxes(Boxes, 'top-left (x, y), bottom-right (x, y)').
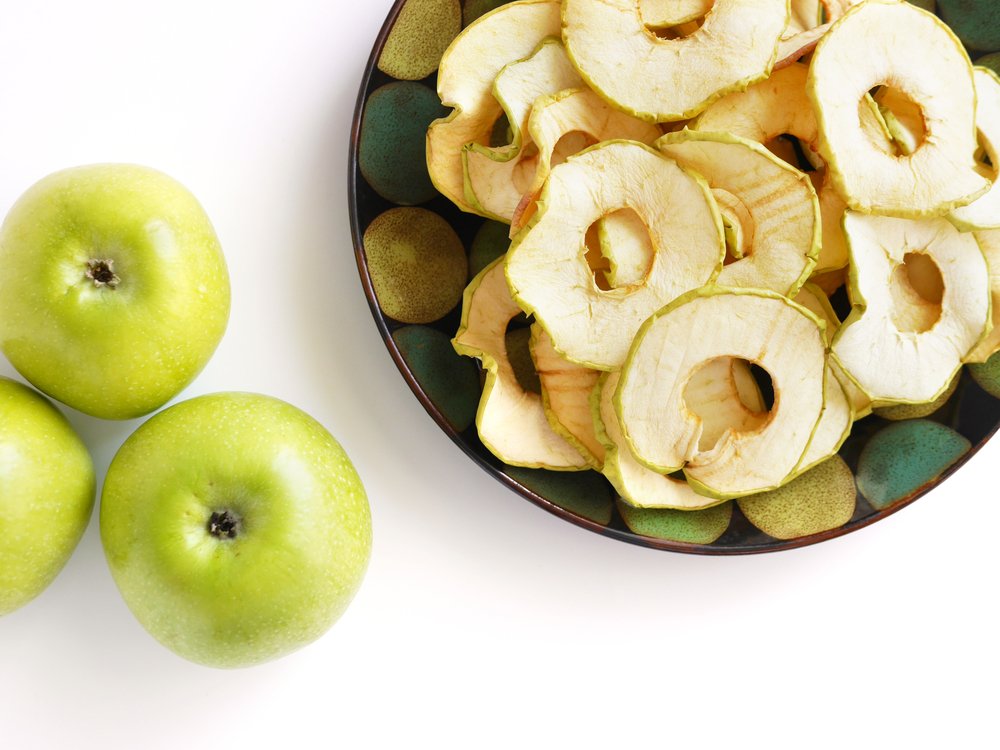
top-left (596, 369), bottom-right (762, 510)
top-left (529, 324), bottom-right (605, 468)
top-left (639, 0), bottom-right (713, 29)
top-left (452, 258), bottom-right (588, 469)
top-left (656, 130), bottom-right (819, 297)
top-left (427, 0), bottom-right (561, 213)
top-left (616, 288), bottom-right (827, 499)
top-left (692, 64), bottom-right (850, 273)
top-left (966, 229), bottom-right (1000, 363)
top-left (794, 283), bottom-right (872, 419)
top-left (808, 0), bottom-right (989, 217)
top-left (562, 0), bottom-right (788, 122)
top-left (596, 209), bottom-right (655, 287)
top-left (462, 39), bottom-right (584, 220)
top-left (467, 86), bottom-right (662, 222)
top-left (950, 68), bottom-right (1000, 232)
top-left (506, 140), bottom-right (724, 370)
top-left (832, 213), bottom-right (991, 405)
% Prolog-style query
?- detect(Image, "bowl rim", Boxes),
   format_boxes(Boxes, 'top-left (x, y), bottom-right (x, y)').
top-left (348, 0), bottom-right (1000, 555)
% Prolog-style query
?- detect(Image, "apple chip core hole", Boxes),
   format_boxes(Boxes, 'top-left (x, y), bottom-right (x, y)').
top-left (550, 131), bottom-right (600, 169)
top-left (890, 252), bottom-right (944, 333)
top-left (683, 357), bottom-right (773, 452)
top-left (584, 208), bottom-right (655, 290)
top-left (869, 85), bottom-right (928, 156)
top-left (641, 0), bottom-right (715, 39)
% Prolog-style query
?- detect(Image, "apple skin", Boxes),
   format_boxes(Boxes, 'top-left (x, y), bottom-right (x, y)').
top-left (0, 377), bottom-right (96, 616)
top-left (100, 392), bottom-right (372, 668)
top-left (0, 164), bottom-right (230, 420)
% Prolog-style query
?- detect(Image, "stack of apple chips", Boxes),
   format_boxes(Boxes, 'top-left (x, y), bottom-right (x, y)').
top-left (429, 0), bottom-right (1000, 533)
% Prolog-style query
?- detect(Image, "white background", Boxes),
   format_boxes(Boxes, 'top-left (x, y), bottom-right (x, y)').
top-left (0, 1), bottom-right (997, 748)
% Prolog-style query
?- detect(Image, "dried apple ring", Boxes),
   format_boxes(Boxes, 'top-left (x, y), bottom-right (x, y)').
top-left (831, 213), bottom-right (991, 405)
top-left (452, 259), bottom-right (588, 469)
top-left (950, 68), bottom-right (1000, 231)
top-left (616, 288), bottom-right (827, 499)
top-left (562, 0), bottom-right (788, 122)
top-left (505, 140), bottom-right (724, 370)
top-left (426, 0), bottom-right (560, 213)
top-left (656, 130), bottom-right (820, 297)
top-left (808, 0), bottom-right (989, 216)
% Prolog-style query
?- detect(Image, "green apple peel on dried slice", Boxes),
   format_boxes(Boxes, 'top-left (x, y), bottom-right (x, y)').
top-left (616, 288), bottom-right (827, 499)
top-left (656, 130), bottom-right (820, 297)
top-left (638, 0), bottom-right (713, 29)
top-left (452, 259), bottom-right (588, 469)
top-left (530, 324), bottom-right (605, 469)
top-left (691, 64), bottom-right (849, 273)
top-left (794, 283), bottom-right (872, 419)
top-left (562, 0), bottom-right (789, 122)
top-left (966, 229), bottom-right (1000, 363)
top-left (596, 370), bottom-right (762, 511)
top-left (505, 140), bottom-right (724, 370)
top-left (427, 0), bottom-right (561, 213)
top-left (807, 0), bottom-right (989, 217)
top-left (466, 86), bottom-right (662, 223)
top-left (832, 213), bottom-right (991, 405)
top-left (462, 39), bottom-right (584, 220)
top-left (950, 68), bottom-right (1000, 232)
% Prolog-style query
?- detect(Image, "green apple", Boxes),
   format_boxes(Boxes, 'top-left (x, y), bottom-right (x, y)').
top-left (0, 377), bottom-right (95, 616)
top-left (0, 164), bottom-right (230, 420)
top-left (100, 392), bottom-right (372, 668)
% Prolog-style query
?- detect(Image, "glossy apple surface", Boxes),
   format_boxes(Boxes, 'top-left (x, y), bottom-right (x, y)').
top-left (100, 392), bottom-right (372, 668)
top-left (0, 164), bottom-right (230, 419)
top-left (0, 377), bottom-right (95, 616)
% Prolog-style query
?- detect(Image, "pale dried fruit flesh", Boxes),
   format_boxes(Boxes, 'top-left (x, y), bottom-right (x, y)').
top-left (562, 0), bottom-right (788, 122)
top-left (452, 259), bottom-right (588, 469)
top-left (505, 140), bottom-right (724, 370)
top-left (808, 0), bottom-right (989, 217)
top-left (832, 213), bottom-right (991, 405)
top-left (949, 67), bottom-right (1000, 232)
top-left (616, 289), bottom-right (827, 500)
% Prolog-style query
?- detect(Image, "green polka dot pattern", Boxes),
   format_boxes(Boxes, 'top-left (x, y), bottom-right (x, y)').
top-left (617, 500), bottom-right (732, 545)
top-left (378, 0), bottom-right (462, 80)
top-left (738, 457), bottom-right (857, 540)
top-left (938, 0), bottom-right (1000, 52)
top-left (506, 468), bottom-right (614, 525)
top-left (857, 420), bottom-right (971, 510)
top-left (360, 83), bottom-right (446, 205)
top-left (363, 208), bottom-right (467, 324)
top-left (392, 326), bottom-right (481, 432)
top-left (469, 221), bottom-right (511, 279)
top-left (969, 351), bottom-right (1000, 398)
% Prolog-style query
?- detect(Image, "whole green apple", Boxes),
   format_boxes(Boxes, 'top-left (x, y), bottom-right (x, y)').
top-left (0, 377), bottom-right (95, 616)
top-left (100, 392), bottom-right (372, 668)
top-left (0, 164), bottom-right (230, 420)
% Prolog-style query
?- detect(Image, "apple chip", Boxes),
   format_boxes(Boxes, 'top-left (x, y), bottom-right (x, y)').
top-left (466, 86), bottom-right (661, 222)
top-left (426, 0), bottom-right (561, 213)
top-left (505, 140), bottom-right (724, 370)
top-left (597, 370), bottom-right (762, 510)
top-left (808, 0), bottom-right (989, 216)
top-left (966, 229), bottom-right (1000, 363)
top-left (529, 324), bottom-right (605, 468)
top-left (692, 64), bottom-right (850, 273)
top-left (832, 213), bottom-right (991, 404)
top-left (950, 68), bottom-right (1000, 231)
top-left (452, 259), bottom-right (588, 469)
top-left (656, 130), bottom-right (820, 297)
top-left (638, 0), bottom-right (713, 29)
top-left (562, 0), bottom-right (788, 122)
top-left (616, 289), bottom-right (826, 499)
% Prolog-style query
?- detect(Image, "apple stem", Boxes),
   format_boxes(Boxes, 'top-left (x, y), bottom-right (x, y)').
top-left (85, 259), bottom-right (121, 289)
top-left (208, 510), bottom-right (241, 540)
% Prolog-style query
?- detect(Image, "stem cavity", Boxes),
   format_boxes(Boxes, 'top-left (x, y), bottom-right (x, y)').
top-left (85, 258), bottom-right (121, 289)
